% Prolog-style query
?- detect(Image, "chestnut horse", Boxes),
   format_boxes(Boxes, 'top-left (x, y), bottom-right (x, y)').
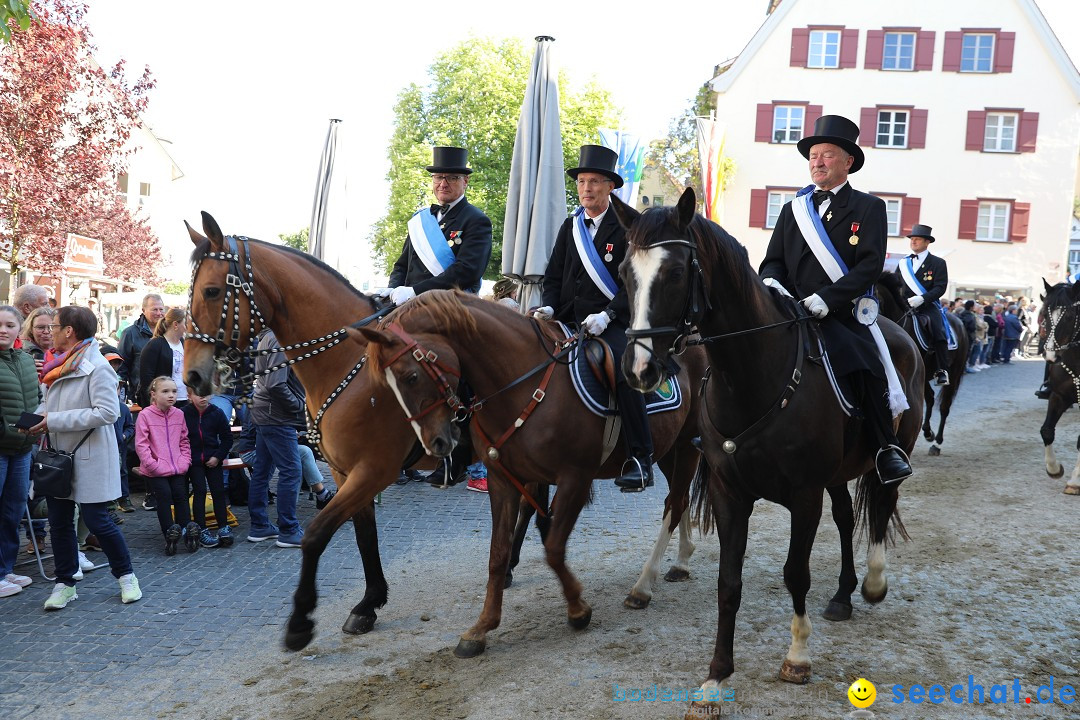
top-left (1039, 279), bottom-right (1080, 495)
top-left (355, 290), bottom-right (707, 657)
top-left (613, 189), bottom-right (923, 706)
top-left (876, 272), bottom-right (969, 456)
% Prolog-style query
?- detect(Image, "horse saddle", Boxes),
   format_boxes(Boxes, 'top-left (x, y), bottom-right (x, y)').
top-left (910, 308), bottom-right (958, 352)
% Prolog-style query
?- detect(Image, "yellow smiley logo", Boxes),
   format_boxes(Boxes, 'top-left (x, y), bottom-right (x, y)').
top-left (848, 677), bottom-right (876, 708)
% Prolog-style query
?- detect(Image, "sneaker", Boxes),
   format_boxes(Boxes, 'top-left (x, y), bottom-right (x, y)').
top-left (200, 528), bottom-right (220, 548)
top-left (118, 574), bottom-right (142, 604)
top-left (43, 583), bottom-right (77, 610)
top-left (0, 579), bottom-right (22, 597)
top-left (81, 534), bottom-right (102, 552)
top-left (247, 524), bottom-right (279, 543)
top-left (142, 494), bottom-right (156, 511)
top-left (466, 477), bottom-right (489, 493)
top-left (108, 509), bottom-right (124, 525)
top-left (315, 488), bottom-right (336, 509)
top-left (275, 531), bottom-right (304, 548)
top-left (5, 573), bottom-right (31, 588)
top-left (78, 551), bottom-right (95, 573)
top-left (184, 522), bottom-right (201, 553)
top-left (165, 523), bottom-right (182, 556)
top-left (117, 497), bottom-right (135, 513)
top-left (217, 525), bottom-right (234, 547)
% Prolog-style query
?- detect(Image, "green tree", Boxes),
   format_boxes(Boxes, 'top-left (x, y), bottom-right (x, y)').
top-left (370, 37), bottom-right (621, 277)
top-left (162, 280), bottom-right (188, 296)
top-left (0, 0), bottom-right (34, 42)
top-left (279, 227), bottom-right (309, 252)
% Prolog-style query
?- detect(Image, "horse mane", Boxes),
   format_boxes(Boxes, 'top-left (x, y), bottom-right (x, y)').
top-left (876, 271), bottom-right (906, 317)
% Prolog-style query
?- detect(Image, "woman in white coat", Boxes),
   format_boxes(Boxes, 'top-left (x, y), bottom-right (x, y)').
top-left (30, 306), bottom-right (141, 610)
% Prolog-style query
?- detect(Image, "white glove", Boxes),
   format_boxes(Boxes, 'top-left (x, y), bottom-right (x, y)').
top-left (907, 295), bottom-right (925, 308)
top-left (532, 305), bottom-right (554, 321)
top-left (583, 311), bottom-right (610, 336)
top-left (762, 277), bottom-right (792, 298)
top-left (802, 294), bottom-right (829, 319)
top-left (372, 287), bottom-right (390, 299)
top-left (389, 286), bottom-right (416, 305)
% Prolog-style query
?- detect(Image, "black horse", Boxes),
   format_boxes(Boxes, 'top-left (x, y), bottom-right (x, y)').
top-left (876, 272), bottom-right (969, 455)
top-left (610, 188), bottom-right (924, 706)
top-left (1038, 279), bottom-right (1080, 495)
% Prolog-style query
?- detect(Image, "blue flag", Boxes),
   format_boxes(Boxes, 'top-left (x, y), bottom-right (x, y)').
top-left (599, 129), bottom-right (646, 206)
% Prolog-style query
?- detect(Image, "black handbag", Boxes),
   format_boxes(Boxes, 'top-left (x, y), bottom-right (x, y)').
top-left (32, 430), bottom-right (94, 498)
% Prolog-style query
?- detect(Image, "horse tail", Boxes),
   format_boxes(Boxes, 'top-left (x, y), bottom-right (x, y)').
top-left (690, 452), bottom-right (714, 536)
top-left (852, 474), bottom-right (911, 548)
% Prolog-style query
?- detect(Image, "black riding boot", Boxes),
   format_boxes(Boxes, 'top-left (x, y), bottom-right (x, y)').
top-left (613, 383), bottom-right (654, 492)
top-left (933, 340), bottom-right (950, 386)
top-left (862, 376), bottom-right (913, 485)
top-left (1036, 362), bottom-right (1051, 399)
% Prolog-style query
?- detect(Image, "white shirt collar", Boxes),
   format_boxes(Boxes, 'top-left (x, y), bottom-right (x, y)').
top-left (437, 194), bottom-right (465, 221)
top-left (583, 206), bottom-right (608, 230)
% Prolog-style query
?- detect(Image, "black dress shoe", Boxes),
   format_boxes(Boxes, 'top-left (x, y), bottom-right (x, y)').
top-left (934, 370), bottom-right (949, 386)
top-left (1035, 385), bottom-right (1051, 400)
top-left (614, 457), bottom-right (654, 492)
top-left (876, 448), bottom-right (912, 485)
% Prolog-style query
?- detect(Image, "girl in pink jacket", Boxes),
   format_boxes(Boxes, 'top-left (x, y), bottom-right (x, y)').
top-left (135, 376), bottom-right (193, 555)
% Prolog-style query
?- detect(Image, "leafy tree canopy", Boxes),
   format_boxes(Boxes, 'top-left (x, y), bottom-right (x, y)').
top-left (0, 0), bottom-right (34, 42)
top-left (646, 81), bottom-right (729, 199)
top-left (278, 227), bottom-right (309, 252)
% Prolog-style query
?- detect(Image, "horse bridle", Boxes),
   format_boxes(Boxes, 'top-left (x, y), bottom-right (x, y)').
top-left (624, 237), bottom-right (711, 359)
top-left (377, 322), bottom-right (468, 422)
top-left (1045, 297), bottom-right (1080, 354)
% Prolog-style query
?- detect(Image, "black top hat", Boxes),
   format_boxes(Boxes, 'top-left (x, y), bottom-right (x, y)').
top-left (796, 115), bottom-right (865, 174)
top-left (907, 224), bottom-right (936, 243)
top-left (567, 145), bottom-right (624, 188)
top-left (426, 146), bottom-right (473, 175)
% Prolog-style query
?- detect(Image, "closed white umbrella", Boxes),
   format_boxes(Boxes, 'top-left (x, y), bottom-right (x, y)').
top-left (502, 36), bottom-right (565, 312)
top-left (308, 118), bottom-right (342, 261)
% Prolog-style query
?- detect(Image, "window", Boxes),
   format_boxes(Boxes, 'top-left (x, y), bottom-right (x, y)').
top-left (876, 111), bottom-right (909, 148)
top-left (138, 182), bottom-right (151, 207)
top-left (961, 33), bottom-right (994, 72)
top-left (977, 202), bottom-right (1009, 242)
top-left (808, 30), bottom-right (841, 68)
top-left (883, 199), bottom-right (902, 236)
top-left (872, 194), bottom-right (921, 236)
top-left (652, 196), bottom-right (664, 207)
top-left (1069, 249), bottom-right (1080, 268)
top-left (882, 32), bottom-right (915, 70)
top-left (984, 113), bottom-right (1017, 152)
top-left (767, 191), bottom-right (797, 228)
top-left (773, 106), bottom-right (805, 143)
top-left (117, 173), bottom-right (129, 203)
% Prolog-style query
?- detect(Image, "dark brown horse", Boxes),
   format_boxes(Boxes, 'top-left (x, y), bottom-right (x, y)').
top-left (1038, 279), bottom-right (1080, 495)
top-left (876, 272), bottom-right (969, 455)
top-left (611, 189), bottom-right (923, 708)
top-left (355, 290), bottom-right (707, 657)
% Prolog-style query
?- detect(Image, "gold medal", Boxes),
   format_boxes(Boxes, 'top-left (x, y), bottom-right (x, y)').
top-left (849, 235), bottom-right (859, 246)
top-left (826, 211), bottom-right (832, 222)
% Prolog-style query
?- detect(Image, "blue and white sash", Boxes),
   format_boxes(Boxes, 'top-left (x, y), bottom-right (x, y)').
top-left (571, 208), bottom-right (617, 300)
top-left (406, 208), bottom-right (456, 278)
top-left (900, 258), bottom-right (956, 347)
top-left (791, 186), bottom-right (909, 416)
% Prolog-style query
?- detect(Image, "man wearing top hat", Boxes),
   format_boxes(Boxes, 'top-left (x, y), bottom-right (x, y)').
top-left (533, 145), bottom-right (654, 491)
top-left (386, 146), bottom-right (493, 304)
top-left (894, 224), bottom-right (951, 386)
top-left (759, 115), bottom-right (912, 484)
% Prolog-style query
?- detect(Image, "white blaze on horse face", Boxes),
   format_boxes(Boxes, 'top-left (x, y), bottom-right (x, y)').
top-left (384, 368), bottom-right (431, 453)
top-left (627, 246), bottom-right (668, 378)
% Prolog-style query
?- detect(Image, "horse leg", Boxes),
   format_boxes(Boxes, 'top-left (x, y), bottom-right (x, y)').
top-left (506, 484), bottom-right (547, 589)
top-left (858, 472), bottom-right (900, 604)
top-left (625, 506), bottom-right (676, 609)
top-left (666, 505), bottom-right (696, 582)
top-left (1041, 395), bottom-right (1069, 478)
top-left (822, 483), bottom-right (856, 622)
top-left (778, 489), bottom-right (824, 684)
top-left (922, 381), bottom-right (936, 445)
top-left (341, 502), bottom-right (388, 634)
top-left (1065, 435), bottom-right (1080, 495)
top-left (931, 384), bottom-right (957, 454)
top-left (455, 474), bottom-right (518, 658)
top-left (662, 448), bottom-right (696, 583)
top-left (542, 477), bottom-right (594, 629)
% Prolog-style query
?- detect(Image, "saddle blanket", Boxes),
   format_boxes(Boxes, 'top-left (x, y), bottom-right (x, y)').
top-left (911, 312), bottom-right (959, 353)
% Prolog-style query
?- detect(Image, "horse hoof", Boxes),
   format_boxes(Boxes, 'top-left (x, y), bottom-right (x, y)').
top-left (342, 612), bottom-right (376, 635)
top-left (454, 637), bottom-right (486, 658)
top-left (779, 659), bottom-right (811, 684)
top-left (623, 593), bottom-right (650, 610)
top-left (1048, 466), bottom-right (1065, 479)
top-left (504, 572), bottom-right (513, 589)
top-left (568, 605), bottom-right (593, 630)
top-left (928, 445), bottom-right (941, 456)
top-left (861, 583), bottom-right (888, 604)
top-left (922, 429), bottom-right (934, 442)
top-left (283, 627), bottom-right (313, 652)
top-left (664, 567), bottom-right (691, 582)
top-left (822, 600), bottom-right (852, 622)
top-left (1064, 485), bottom-right (1080, 495)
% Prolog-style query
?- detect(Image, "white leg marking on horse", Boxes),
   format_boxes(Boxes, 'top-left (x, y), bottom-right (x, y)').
top-left (674, 506), bottom-right (695, 570)
top-left (1068, 450), bottom-right (1080, 489)
top-left (629, 508), bottom-right (673, 601)
top-left (385, 369), bottom-right (431, 453)
top-left (695, 678), bottom-right (732, 705)
top-left (1045, 444), bottom-right (1063, 477)
top-left (627, 248), bottom-right (667, 378)
top-left (785, 613), bottom-right (812, 665)
top-left (864, 541), bottom-right (887, 597)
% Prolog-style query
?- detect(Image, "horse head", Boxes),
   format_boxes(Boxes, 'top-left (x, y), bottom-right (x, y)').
top-left (1041, 278), bottom-right (1080, 361)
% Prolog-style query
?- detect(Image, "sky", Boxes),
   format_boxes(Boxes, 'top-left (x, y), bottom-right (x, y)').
top-left (84, 0), bottom-right (1080, 285)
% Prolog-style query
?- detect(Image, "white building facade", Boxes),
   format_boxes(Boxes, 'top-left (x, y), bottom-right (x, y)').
top-left (711, 0), bottom-right (1080, 300)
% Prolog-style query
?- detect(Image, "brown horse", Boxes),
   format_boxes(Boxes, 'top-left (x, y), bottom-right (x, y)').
top-left (612, 189), bottom-right (923, 708)
top-left (355, 290), bottom-right (707, 657)
top-left (183, 212), bottom-right (439, 652)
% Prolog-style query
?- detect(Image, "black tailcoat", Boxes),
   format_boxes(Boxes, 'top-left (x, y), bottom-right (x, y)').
top-left (388, 198), bottom-right (492, 293)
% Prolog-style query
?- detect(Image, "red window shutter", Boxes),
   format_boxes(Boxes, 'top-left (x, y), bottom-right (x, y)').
top-left (750, 189), bottom-right (768, 229)
top-left (791, 29), bottom-right (810, 67)
top-left (995, 31), bottom-right (1015, 72)
top-left (756, 103), bottom-right (774, 143)
top-left (915, 31), bottom-right (936, 70)
top-left (1010, 201), bottom-right (1030, 242)
top-left (943, 31), bottom-right (962, 71)
top-left (909, 109), bottom-right (929, 149)
top-left (965, 110), bottom-right (987, 151)
top-left (864, 30), bottom-right (884, 70)
top-left (859, 107), bottom-right (878, 147)
top-left (901, 197), bottom-right (922, 235)
top-left (1018, 111), bottom-right (1039, 153)
top-left (840, 29), bottom-right (859, 68)
top-left (805, 104), bottom-right (823, 134)
top-left (958, 199), bottom-right (980, 239)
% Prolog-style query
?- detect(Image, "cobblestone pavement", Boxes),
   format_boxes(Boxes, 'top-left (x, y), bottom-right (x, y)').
top-left (2, 460), bottom-right (666, 719)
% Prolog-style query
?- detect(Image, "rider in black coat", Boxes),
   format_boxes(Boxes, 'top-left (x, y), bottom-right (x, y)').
top-left (894, 224), bottom-right (951, 386)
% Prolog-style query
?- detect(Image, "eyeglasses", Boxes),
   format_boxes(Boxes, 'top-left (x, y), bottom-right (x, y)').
top-left (431, 174), bottom-right (463, 184)
top-left (46, 324), bottom-right (64, 331)
top-left (33, 324), bottom-right (53, 332)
